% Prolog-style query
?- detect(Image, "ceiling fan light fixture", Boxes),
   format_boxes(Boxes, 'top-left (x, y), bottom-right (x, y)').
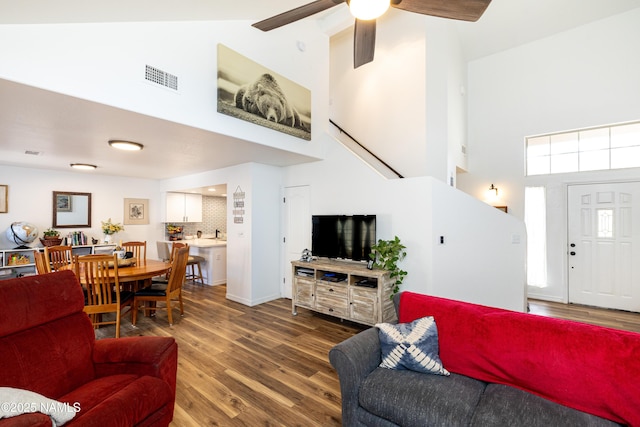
top-left (108, 140), bottom-right (144, 151)
top-left (70, 163), bottom-right (97, 170)
top-left (349, 0), bottom-right (390, 20)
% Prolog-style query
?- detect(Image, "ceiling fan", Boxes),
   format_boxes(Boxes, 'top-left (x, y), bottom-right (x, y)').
top-left (252, 0), bottom-right (492, 68)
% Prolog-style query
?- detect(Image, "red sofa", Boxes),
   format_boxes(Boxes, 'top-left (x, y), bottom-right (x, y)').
top-left (397, 291), bottom-right (640, 425)
top-left (0, 271), bottom-right (178, 426)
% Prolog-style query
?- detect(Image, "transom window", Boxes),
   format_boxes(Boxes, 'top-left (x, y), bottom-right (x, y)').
top-left (526, 121), bottom-right (640, 176)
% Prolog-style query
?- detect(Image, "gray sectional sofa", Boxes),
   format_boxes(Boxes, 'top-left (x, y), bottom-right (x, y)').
top-left (329, 291), bottom-right (640, 426)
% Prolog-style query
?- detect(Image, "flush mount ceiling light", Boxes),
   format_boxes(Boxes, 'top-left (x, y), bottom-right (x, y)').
top-left (70, 163), bottom-right (97, 170)
top-left (108, 140), bottom-right (144, 151)
top-left (348, 0), bottom-right (390, 20)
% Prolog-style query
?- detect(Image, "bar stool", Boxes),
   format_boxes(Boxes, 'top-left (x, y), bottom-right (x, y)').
top-left (172, 243), bottom-right (205, 286)
top-left (186, 254), bottom-right (205, 286)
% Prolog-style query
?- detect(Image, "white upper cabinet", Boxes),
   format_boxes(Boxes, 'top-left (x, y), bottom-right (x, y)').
top-left (165, 192), bottom-right (202, 223)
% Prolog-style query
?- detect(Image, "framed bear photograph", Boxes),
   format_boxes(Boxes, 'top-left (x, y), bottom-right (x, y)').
top-left (217, 44), bottom-right (311, 141)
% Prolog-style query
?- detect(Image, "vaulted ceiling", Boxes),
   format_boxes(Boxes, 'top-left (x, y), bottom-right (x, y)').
top-left (1, 0), bottom-right (639, 179)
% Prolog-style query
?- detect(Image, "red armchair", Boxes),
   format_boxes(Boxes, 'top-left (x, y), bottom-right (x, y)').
top-left (0, 271), bottom-right (177, 426)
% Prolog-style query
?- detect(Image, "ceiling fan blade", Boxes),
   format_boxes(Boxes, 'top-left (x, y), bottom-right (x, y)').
top-left (353, 19), bottom-right (376, 68)
top-left (252, 0), bottom-right (345, 31)
top-left (392, 0), bottom-right (492, 22)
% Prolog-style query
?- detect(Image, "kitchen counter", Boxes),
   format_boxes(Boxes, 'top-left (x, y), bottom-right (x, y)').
top-left (178, 238), bottom-right (227, 248)
top-left (165, 239), bottom-right (227, 285)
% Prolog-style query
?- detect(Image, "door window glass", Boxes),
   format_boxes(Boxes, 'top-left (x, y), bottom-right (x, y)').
top-left (597, 209), bottom-right (614, 238)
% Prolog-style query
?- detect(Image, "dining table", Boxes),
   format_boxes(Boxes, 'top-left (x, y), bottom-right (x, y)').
top-left (61, 258), bottom-right (172, 289)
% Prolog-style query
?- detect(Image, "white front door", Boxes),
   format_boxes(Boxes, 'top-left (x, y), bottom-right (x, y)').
top-left (568, 182), bottom-right (640, 311)
top-left (281, 186), bottom-right (310, 299)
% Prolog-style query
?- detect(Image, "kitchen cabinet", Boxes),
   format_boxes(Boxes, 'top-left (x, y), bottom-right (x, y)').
top-left (165, 192), bottom-right (202, 223)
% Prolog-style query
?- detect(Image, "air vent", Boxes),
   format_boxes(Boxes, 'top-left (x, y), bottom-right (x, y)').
top-left (145, 65), bottom-right (178, 90)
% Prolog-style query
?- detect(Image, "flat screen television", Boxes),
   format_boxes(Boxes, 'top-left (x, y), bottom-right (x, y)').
top-left (311, 215), bottom-right (376, 262)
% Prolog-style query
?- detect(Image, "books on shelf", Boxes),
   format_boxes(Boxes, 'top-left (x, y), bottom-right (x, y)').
top-left (66, 231), bottom-right (88, 246)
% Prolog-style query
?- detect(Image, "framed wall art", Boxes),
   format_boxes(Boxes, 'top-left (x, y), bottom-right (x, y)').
top-left (0, 185), bottom-right (7, 213)
top-left (124, 198), bottom-right (149, 225)
top-left (217, 44), bottom-right (311, 141)
top-left (56, 193), bottom-right (72, 212)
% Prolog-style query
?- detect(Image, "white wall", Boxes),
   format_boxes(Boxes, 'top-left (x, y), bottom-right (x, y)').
top-left (0, 20), bottom-right (329, 160)
top-left (159, 162), bottom-right (283, 306)
top-left (329, 11), bottom-right (468, 183)
top-left (425, 18), bottom-right (467, 184)
top-left (283, 133), bottom-right (527, 311)
top-left (458, 8), bottom-right (640, 302)
top-left (430, 181), bottom-right (526, 310)
top-left (0, 14), bottom-right (529, 310)
top-left (330, 10), bottom-right (428, 178)
top-left (0, 165), bottom-right (162, 257)
top-left (0, 19), bottom-right (331, 306)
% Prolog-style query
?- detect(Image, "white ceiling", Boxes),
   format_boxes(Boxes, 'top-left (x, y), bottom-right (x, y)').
top-left (1, 0), bottom-right (639, 180)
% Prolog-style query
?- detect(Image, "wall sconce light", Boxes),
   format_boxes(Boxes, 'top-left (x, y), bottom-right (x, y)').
top-left (486, 184), bottom-right (499, 199)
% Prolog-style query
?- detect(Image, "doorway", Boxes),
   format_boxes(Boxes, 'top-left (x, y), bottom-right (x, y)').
top-left (568, 182), bottom-right (640, 311)
top-left (281, 185), bottom-right (311, 299)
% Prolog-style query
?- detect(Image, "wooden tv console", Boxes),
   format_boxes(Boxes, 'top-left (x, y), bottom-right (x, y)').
top-left (291, 258), bottom-right (397, 326)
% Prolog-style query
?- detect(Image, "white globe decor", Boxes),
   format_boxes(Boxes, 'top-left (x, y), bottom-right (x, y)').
top-left (6, 222), bottom-right (39, 248)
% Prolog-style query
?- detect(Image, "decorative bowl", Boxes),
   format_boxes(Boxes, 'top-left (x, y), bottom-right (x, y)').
top-left (40, 237), bottom-right (63, 247)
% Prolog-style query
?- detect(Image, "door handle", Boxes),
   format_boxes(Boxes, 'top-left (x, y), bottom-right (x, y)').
top-left (570, 251), bottom-right (576, 256)
top-left (570, 243), bottom-right (576, 247)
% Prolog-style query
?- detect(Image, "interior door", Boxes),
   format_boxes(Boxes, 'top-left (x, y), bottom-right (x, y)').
top-left (568, 182), bottom-right (640, 311)
top-left (282, 186), bottom-right (311, 299)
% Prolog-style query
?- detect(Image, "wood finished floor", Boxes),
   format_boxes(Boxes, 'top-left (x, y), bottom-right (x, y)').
top-left (97, 283), bottom-right (367, 426)
top-left (528, 298), bottom-right (640, 333)
top-left (96, 285), bottom-right (640, 426)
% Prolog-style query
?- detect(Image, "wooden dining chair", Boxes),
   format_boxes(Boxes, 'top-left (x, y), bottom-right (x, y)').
top-left (132, 246), bottom-right (189, 327)
top-left (74, 254), bottom-right (134, 338)
top-left (44, 245), bottom-right (73, 272)
top-left (33, 250), bottom-right (51, 274)
top-left (121, 241), bottom-right (146, 263)
top-left (171, 242), bottom-right (205, 286)
top-left (149, 242), bottom-right (185, 287)
top-left (151, 242), bottom-right (188, 284)
top-left (121, 241), bottom-right (148, 290)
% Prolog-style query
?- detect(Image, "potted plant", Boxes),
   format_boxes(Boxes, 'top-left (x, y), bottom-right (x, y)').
top-left (40, 228), bottom-right (62, 247)
top-left (370, 236), bottom-right (407, 299)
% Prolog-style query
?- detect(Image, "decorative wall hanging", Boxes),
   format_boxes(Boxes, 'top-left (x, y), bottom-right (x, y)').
top-left (217, 44), bottom-right (311, 141)
top-left (123, 198), bottom-right (150, 225)
top-left (233, 186), bottom-right (245, 224)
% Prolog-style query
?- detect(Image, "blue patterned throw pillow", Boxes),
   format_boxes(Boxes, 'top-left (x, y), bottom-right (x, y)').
top-left (376, 316), bottom-right (450, 376)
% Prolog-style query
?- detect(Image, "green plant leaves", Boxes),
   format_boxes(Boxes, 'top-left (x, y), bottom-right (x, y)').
top-left (370, 236), bottom-right (407, 299)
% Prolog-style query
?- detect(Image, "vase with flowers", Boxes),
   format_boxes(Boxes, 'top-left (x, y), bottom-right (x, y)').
top-left (101, 218), bottom-right (124, 244)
